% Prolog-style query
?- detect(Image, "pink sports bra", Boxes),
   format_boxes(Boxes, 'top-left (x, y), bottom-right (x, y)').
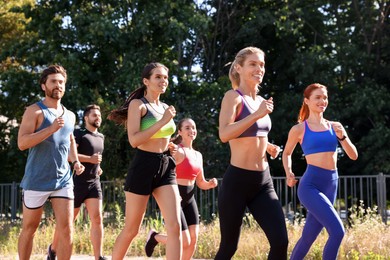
top-left (176, 145), bottom-right (202, 181)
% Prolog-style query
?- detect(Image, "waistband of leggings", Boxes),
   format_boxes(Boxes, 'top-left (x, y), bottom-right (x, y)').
top-left (135, 148), bottom-right (170, 157)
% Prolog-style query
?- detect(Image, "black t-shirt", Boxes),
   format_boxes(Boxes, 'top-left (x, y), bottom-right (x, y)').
top-left (73, 128), bottom-right (104, 184)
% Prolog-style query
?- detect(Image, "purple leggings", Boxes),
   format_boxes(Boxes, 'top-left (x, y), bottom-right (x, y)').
top-left (291, 164), bottom-right (345, 260)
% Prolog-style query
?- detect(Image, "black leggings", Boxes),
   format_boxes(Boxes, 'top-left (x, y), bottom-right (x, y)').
top-left (215, 165), bottom-right (288, 260)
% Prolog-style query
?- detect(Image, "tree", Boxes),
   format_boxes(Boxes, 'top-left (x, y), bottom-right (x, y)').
top-left (0, 0), bottom-right (388, 183)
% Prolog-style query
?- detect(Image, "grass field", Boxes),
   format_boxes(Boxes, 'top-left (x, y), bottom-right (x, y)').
top-left (1, 203), bottom-right (389, 259)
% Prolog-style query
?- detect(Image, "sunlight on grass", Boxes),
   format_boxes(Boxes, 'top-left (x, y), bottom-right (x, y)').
top-left (1, 202), bottom-right (389, 259)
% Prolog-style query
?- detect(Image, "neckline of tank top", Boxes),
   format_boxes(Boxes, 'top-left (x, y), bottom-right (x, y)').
top-left (46, 104), bottom-right (65, 118)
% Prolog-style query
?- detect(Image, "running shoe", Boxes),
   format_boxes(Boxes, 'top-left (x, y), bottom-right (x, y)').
top-left (46, 244), bottom-right (56, 260)
top-left (145, 229), bottom-right (159, 257)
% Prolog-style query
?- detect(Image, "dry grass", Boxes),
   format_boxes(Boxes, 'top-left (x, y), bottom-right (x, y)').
top-left (1, 203), bottom-right (389, 259)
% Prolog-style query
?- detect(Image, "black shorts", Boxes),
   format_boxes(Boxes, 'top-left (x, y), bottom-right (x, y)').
top-left (179, 184), bottom-right (199, 230)
top-left (73, 179), bottom-right (102, 208)
top-left (124, 149), bottom-right (177, 195)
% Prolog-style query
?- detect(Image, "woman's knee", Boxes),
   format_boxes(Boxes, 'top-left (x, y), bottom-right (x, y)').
top-left (165, 220), bottom-right (181, 236)
top-left (330, 224), bottom-right (345, 241)
top-left (121, 222), bottom-right (141, 239)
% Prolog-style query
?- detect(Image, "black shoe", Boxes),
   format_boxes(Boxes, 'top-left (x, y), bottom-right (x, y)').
top-left (145, 229), bottom-right (159, 257)
top-left (46, 244), bottom-right (56, 260)
top-left (98, 256), bottom-right (108, 260)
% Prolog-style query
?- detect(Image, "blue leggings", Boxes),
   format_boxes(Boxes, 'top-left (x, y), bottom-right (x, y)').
top-left (291, 164), bottom-right (345, 260)
top-left (215, 165), bottom-right (288, 260)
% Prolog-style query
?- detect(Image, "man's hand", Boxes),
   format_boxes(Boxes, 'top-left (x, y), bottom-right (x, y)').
top-left (90, 152), bottom-right (102, 164)
top-left (73, 161), bottom-right (85, 175)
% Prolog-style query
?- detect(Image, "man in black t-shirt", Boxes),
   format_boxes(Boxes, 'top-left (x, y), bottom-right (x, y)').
top-left (50, 104), bottom-right (106, 260)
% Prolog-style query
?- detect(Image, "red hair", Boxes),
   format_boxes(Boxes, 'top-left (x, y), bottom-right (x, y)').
top-left (298, 83), bottom-right (327, 123)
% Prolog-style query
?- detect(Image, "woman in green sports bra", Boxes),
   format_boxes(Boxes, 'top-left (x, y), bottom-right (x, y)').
top-left (108, 62), bottom-right (182, 260)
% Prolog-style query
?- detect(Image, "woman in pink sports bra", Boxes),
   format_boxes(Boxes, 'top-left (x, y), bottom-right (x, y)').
top-left (145, 118), bottom-right (218, 260)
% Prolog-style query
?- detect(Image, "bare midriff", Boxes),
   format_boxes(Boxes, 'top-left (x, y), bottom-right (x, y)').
top-left (176, 178), bottom-right (196, 186)
top-left (229, 136), bottom-right (269, 171)
top-left (138, 138), bottom-right (170, 153)
top-left (305, 152), bottom-right (338, 170)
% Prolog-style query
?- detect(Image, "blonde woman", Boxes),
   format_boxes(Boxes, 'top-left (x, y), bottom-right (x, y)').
top-left (215, 47), bottom-right (288, 259)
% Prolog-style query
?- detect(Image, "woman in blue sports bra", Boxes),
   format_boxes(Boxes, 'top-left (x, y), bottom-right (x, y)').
top-left (108, 62), bottom-right (182, 259)
top-left (282, 83), bottom-right (358, 260)
top-left (215, 46), bottom-right (288, 259)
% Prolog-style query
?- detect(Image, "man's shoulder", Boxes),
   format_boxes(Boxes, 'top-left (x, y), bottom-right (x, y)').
top-left (95, 131), bottom-right (104, 139)
top-left (25, 102), bottom-right (42, 112)
top-left (74, 128), bottom-right (104, 139)
top-left (21, 102), bottom-right (44, 120)
top-left (74, 127), bottom-right (88, 137)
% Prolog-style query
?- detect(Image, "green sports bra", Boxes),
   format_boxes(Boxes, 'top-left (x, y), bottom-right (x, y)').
top-left (140, 97), bottom-right (176, 139)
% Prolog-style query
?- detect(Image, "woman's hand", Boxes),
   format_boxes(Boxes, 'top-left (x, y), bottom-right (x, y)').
top-left (267, 143), bottom-right (282, 159)
top-left (168, 142), bottom-right (178, 156)
top-left (162, 105), bottom-right (176, 123)
top-left (286, 172), bottom-right (298, 187)
top-left (331, 121), bottom-right (347, 140)
top-left (208, 178), bottom-right (218, 188)
top-left (255, 97), bottom-right (273, 118)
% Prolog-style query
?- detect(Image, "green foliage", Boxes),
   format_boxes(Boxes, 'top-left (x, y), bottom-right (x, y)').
top-left (348, 200), bottom-right (382, 227)
top-left (0, 222), bottom-right (19, 255)
top-left (0, 0), bottom-right (389, 183)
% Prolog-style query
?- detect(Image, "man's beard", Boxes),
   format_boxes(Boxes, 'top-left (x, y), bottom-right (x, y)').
top-left (47, 89), bottom-right (62, 100)
top-left (91, 121), bottom-right (101, 128)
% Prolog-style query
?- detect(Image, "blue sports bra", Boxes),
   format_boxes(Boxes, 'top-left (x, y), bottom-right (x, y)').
top-left (235, 90), bottom-right (271, 138)
top-left (301, 120), bottom-right (338, 156)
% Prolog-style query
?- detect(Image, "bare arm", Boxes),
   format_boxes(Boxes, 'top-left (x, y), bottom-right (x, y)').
top-left (77, 152), bottom-right (102, 164)
top-left (218, 90), bottom-right (273, 143)
top-left (126, 99), bottom-right (175, 148)
top-left (195, 153), bottom-right (218, 190)
top-left (267, 142), bottom-right (281, 159)
top-left (282, 124), bottom-right (302, 187)
top-left (18, 104), bottom-right (64, 151)
top-left (171, 144), bottom-right (185, 164)
top-left (331, 121), bottom-right (358, 160)
top-left (67, 115), bottom-right (85, 175)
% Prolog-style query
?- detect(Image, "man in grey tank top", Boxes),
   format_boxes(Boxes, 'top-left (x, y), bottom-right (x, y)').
top-left (17, 65), bottom-right (85, 260)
